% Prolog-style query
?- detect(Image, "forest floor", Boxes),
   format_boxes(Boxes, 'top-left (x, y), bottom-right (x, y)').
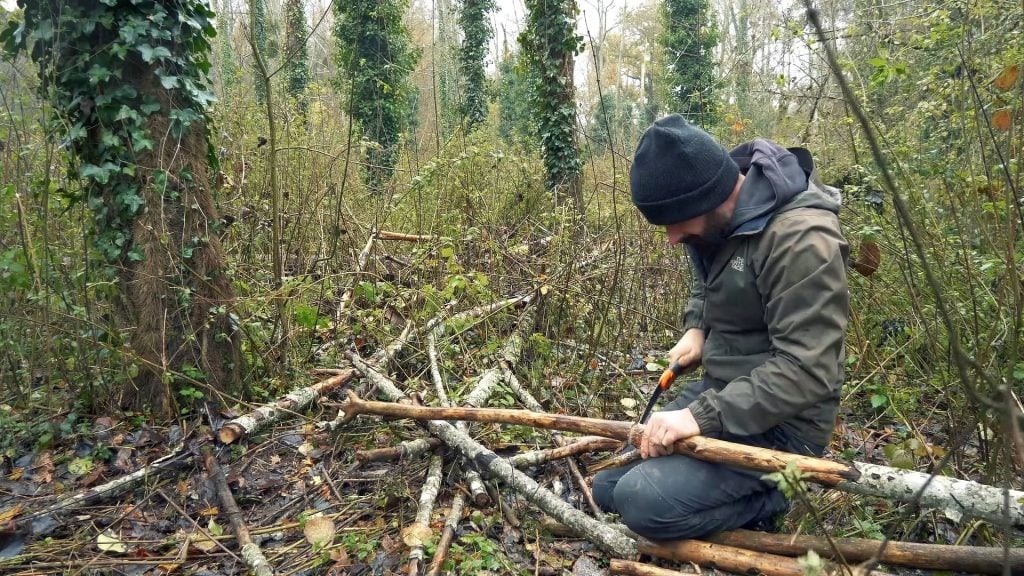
top-left (0, 333), bottom-right (996, 576)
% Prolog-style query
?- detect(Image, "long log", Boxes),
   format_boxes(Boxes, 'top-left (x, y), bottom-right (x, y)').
top-left (609, 559), bottom-right (688, 576)
top-left (706, 529), bottom-right (1024, 575)
top-left (634, 539), bottom-right (807, 576)
top-left (338, 393), bottom-right (1024, 527)
top-left (337, 392), bottom-right (860, 486)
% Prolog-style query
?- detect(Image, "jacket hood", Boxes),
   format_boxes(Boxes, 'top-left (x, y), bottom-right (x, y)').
top-left (729, 139), bottom-right (821, 236)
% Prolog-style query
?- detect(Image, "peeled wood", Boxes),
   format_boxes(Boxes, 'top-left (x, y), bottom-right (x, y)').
top-left (425, 494), bottom-right (465, 576)
top-left (337, 393), bottom-right (860, 486)
top-left (635, 539), bottom-right (806, 576)
top-left (706, 529), bottom-right (1024, 574)
top-left (356, 438), bottom-right (443, 464)
top-left (508, 437), bottom-right (622, 468)
top-left (608, 559), bottom-right (690, 576)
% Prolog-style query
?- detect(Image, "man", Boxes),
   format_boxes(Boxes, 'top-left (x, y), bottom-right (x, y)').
top-left (593, 115), bottom-right (849, 539)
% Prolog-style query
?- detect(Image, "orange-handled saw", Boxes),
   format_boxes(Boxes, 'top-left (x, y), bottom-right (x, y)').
top-left (637, 361), bottom-right (695, 424)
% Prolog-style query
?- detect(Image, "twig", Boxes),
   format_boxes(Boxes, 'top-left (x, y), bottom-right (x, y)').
top-left (377, 230), bottom-right (445, 242)
top-left (334, 231), bottom-right (377, 325)
top-left (424, 493), bottom-right (465, 576)
top-left (201, 448), bottom-right (274, 576)
top-left (507, 437), bottom-right (622, 468)
top-left (157, 488), bottom-right (242, 563)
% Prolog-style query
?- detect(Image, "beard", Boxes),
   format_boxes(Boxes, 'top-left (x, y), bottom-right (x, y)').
top-left (684, 208), bottom-right (732, 252)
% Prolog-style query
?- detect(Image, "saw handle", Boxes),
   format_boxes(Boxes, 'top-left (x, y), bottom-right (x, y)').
top-left (657, 360), bottom-right (691, 390)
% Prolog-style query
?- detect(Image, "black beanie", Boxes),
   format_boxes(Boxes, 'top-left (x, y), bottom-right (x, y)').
top-left (630, 115), bottom-right (739, 225)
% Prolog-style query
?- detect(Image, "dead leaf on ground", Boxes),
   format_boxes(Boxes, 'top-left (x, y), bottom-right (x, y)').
top-left (35, 452), bottom-right (55, 484)
top-left (97, 530), bottom-right (128, 554)
top-left (0, 504), bottom-right (22, 524)
top-left (401, 524), bottom-right (432, 547)
top-left (304, 515), bottom-right (336, 547)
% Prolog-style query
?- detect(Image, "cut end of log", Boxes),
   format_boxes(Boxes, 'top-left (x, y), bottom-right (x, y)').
top-left (218, 424), bottom-right (242, 444)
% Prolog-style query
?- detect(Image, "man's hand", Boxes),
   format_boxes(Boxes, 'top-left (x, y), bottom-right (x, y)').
top-left (641, 408), bottom-right (701, 459)
top-left (667, 328), bottom-right (704, 368)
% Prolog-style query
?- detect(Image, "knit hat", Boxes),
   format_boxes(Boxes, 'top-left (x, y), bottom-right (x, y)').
top-left (630, 115), bottom-right (739, 225)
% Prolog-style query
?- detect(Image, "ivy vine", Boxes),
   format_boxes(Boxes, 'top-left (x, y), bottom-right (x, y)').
top-left (520, 0), bottom-right (584, 197)
top-left (458, 0), bottom-right (495, 129)
top-left (333, 0), bottom-right (420, 191)
top-left (1, 0), bottom-right (218, 265)
top-left (660, 0), bottom-right (719, 127)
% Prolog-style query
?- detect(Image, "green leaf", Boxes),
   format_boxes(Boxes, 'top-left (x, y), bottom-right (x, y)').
top-left (80, 162), bottom-right (118, 184)
top-left (293, 304), bottom-right (320, 330)
top-left (870, 393), bottom-right (888, 408)
top-left (159, 73), bottom-right (179, 89)
top-left (32, 19), bottom-right (54, 42)
top-left (88, 64), bottom-right (113, 85)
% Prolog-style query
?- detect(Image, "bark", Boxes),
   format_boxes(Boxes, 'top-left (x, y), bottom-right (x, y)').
top-left (706, 528), bottom-right (1024, 575)
top-left (219, 321), bottom-right (412, 443)
top-left (355, 438), bottom-right (444, 464)
top-left (839, 461), bottom-right (1024, 528)
top-left (347, 353), bottom-right (638, 557)
top-left (334, 231), bottom-right (377, 325)
top-left (201, 448), bottom-right (273, 576)
top-left (608, 559), bottom-right (689, 576)
top-left (30, 446), bottom-right (192, 523)
top-left (425, 494), bottom-right (465, 576)
top-left (336, 394), bottom-right (860, 485)
top-left (507, 437), bottom-right (622, 468)
top-left (338, 395), bottom-right (1024, 527)
top-left (406, 454), bottom-right (444, 576)
top-left (125, 59), bottom-right (240, 415)
top-left (634, 539), bottom-right (809, 576)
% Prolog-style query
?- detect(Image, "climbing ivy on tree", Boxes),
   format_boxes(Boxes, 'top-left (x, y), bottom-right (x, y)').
top-left (334, 0), bottom-right (420, 190)
top-left (659, 0), bottom-right (720, 127)
top-left (496, 47), bottom-right (536, 144)
top-left (252, 0), bottom-right (269, 105)
top-left (458, 0), bottom-right (495, 129)
top-left (520, 0), bottom-right (584, 211)
top-left (2, 0), bottom-right (241, 414)
top-left (284, 0), bottom-right (309, 110)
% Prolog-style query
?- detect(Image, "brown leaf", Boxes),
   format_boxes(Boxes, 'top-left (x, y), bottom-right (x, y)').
top-left (994, 64), bottom-right (1019, 91)
top-left (79, 464), bottom-right (107, 487)
top-left (992, 109), bottom-right (1013, 131)
top-left (853, 240), bottom-right (881, 277)
top-left (401, 524), bottom-right (433, 548)
top-left (35, 452), bottom-right (54, 484)
top-left (0, 504), bottom-right (22, 524)
top-left (303, 515), bottom-right (336, 547)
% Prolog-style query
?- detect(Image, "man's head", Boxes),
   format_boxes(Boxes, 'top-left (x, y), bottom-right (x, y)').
top-left (630, 115), bottom-right (741, 249)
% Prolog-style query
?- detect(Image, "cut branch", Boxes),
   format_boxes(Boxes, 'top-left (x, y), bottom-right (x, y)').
top-left (219, 321), bottom-right (412, 444)
top-left (377, 230), bottom-right (444, 242)
top-left (336, 393), bottom-right (860, 485)
top-left (425, 494), bottom-right (465, 576)
top-left (508, 437), bottom-right (622, 468)
top-left (406, 454), bottom-right (444, 576)
top-left (356, 438), bottom-right (444, 464)
top-left (706, 528), bottom-right (1024, 575)
top-left (347, 353), bottom-right (637, 557)
top-left (334, 230), bottom-right (377, 324)
top-left (608, 559), bottom-right (690, 576)
top-left (201, 448), bottom-right (273, 576)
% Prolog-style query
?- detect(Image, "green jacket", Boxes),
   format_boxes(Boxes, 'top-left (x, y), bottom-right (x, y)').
top-left (683, 141), bottom-right (849, 454)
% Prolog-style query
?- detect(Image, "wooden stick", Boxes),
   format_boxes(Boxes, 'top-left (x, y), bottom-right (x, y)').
top-left (347, 353), bottom-right (638, 557)
top-left (377, 230), bottom-right (442, 242)
top-left (706, 528), bottom-right (1024, 574)
top-left (219, 321), bottom-right (412, 443)
top-left (508, 437), bottom-right (623, 468)
top-left (201, 448), bottom-right (273, 576)
top-left (334, 231), bottom-right (377, 324)
top-left (406, 454), bottom-right (444, 576)
top-left (608, 559), bottom-right (689, 576)
top-left (425, 494), bottom-right (465, 576)
top-left (336, 391), bottom-right (860, 486)
top-left (355, 438), bottom-right (444, 464)
top-left (635, 539), bottom-right (807, 576)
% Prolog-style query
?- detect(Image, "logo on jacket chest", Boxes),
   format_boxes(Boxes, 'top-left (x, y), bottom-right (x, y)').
top-left (730, 255), bottom-right (745, 272)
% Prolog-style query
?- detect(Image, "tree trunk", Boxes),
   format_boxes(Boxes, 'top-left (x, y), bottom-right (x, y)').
top-left (123, 70), bottom-right (241, 415)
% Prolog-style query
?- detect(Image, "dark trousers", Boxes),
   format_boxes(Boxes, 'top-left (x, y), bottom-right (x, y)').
top-left (592, 379), bottom-right (808, 540)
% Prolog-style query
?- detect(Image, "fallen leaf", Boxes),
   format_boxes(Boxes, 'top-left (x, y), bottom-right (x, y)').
top-left (304, 515), bottom-right (336, 547)
top-left (0, 504), bottom-right (22, 524)
top-left (994, 64), bottom-right (1019, 91)
top-left (198, 506), bottom-right (219, 517)
top-left (6, 468), bottom-right (23, 481)
top-left (79, 464), bottom-right (107, 487)
top-left (97, 530), bottom-right (127, 554)
top-left (190, 531), bottom-right (218, 553)
top-left (401, 524), bottom-right (432, 547)
top-left (619, 398), bottom-right (637, 409)
top-left (207, 518), bottom-right (224, 537)
top-left (992, 109), bottom-right (1012, 131)
top-left (330, 547), bottom-right (350, 565)
top-left (35, 452), bottom-right (54, 484)
top-left (157, 563), bottom-right (182, 574)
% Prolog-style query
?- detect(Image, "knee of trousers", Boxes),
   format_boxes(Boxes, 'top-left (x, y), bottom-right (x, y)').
top-left (591, 469), bottom-right (619, 513)
top-left (612, 468), bottom-right (704, 540)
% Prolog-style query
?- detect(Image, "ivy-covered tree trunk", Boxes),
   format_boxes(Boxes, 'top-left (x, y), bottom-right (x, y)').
top-left (252, 0), bottom-right (269, 105)
top-left (334, 0), bottom-right (420, 191)
top-left (660, 0), bottom-right (720, 127)
top-left (459, 0), bottom-right (496, 130)
top-left (522, 0), bottom-right (584, 213)
top-left (5, 0), bottom-right (242, 416)
top-left (284, 0), bottom-right (309, 111)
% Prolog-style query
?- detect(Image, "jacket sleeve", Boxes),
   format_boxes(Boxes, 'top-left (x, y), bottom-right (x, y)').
top-left (688, 211), bottom-right (849, 436)
top-left (681, 256), bottom-right (706, 332)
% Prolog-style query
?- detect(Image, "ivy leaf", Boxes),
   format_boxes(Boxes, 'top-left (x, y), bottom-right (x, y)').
top-left (139, 98), bottom-right (162, 115)
top-left (32, 19), bottom-right (54, 42)
top-left (159, 73), bottom-right (179, 90)
top-left (120, 193), bottom-right (145, 214)
top-left (80, 162), bottom-right (119, 184)
top-left (87, 64), bottom-right (112, 85)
